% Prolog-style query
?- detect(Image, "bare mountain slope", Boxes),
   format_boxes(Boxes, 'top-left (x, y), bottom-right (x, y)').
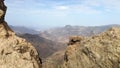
top-left (10, 25), bottom-right (39, 34)
top-left (18, 33), bottom-right (66, 58)
top-left (63, 27), bottom-right (120, 68)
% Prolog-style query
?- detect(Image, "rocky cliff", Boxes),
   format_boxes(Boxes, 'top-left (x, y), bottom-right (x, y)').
top-left (63, 27), bottom-right (120, 68)
top-left (0, 1), bottom-right (42, 68)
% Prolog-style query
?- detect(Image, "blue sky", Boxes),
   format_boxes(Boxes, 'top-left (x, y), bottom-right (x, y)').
top-left (5, 0), bottom-right (120, 29)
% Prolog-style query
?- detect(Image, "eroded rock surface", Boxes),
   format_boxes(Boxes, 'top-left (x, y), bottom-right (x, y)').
top-left (0, 1), bottom-right (42, 68)
top-left (63, 27), bottom-right (120, 68)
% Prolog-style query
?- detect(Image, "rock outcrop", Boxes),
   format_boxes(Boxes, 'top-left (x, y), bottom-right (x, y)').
top-left (0, 0), bottom-right (42, 68)
top-left (63, 27), bottom-right (120, 68)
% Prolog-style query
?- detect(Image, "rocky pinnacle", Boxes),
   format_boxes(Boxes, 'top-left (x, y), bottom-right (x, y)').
top-left (0, 1), bottom-right (42, 68)
top-left (0, 0), bottom-right (6, 23)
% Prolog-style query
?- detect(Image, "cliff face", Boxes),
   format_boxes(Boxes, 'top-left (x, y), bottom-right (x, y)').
top-left (0, 1), bottom-right (42, 68)
top-left (63, 27), bottom-right (120, 68)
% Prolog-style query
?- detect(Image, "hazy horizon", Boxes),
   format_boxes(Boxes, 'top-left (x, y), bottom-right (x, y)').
top-left (9, 24), bottom-right (120, 31)
top-left (5, 0), bottom-right (120, 28)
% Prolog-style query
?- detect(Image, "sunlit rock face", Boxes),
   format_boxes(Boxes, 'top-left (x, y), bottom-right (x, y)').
top-left (0, 0), bottom-right (42, 68)
top-left (63, 27), bottom-right (120, 68)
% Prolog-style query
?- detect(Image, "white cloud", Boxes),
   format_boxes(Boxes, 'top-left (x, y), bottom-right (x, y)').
top-left (5, 0), bottom-right (120, 17)
top-left (55, 6), bottom-right (69, 10)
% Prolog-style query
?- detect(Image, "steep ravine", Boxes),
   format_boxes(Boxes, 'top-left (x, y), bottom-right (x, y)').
top-left (0, 1), bottom-right (42, 68)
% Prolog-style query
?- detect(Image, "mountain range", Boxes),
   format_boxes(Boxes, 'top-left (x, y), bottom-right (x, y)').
top-left (40, 24), bottom-right (120, 43)
top-left (10, 24), bottom-right (120, 68)
top-left (10, 25), bottom-right (39, 34)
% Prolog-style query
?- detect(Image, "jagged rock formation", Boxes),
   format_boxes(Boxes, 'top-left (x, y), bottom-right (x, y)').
top-left (0, 1), bottom-right (42, 68)
top-left (63, 27), bottom-right (120, 68)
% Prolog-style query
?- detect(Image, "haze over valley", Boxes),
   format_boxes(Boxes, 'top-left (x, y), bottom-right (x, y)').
top-left (1, 0), bottom-right (120, 68)
top-left (10, 24), bottom-right (120, 66)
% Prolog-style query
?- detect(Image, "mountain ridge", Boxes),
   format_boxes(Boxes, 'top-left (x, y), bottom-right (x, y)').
top-left (40, 24), bottom-right (120, 43)
top-left (63, 27), bottom-right (120, 68)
